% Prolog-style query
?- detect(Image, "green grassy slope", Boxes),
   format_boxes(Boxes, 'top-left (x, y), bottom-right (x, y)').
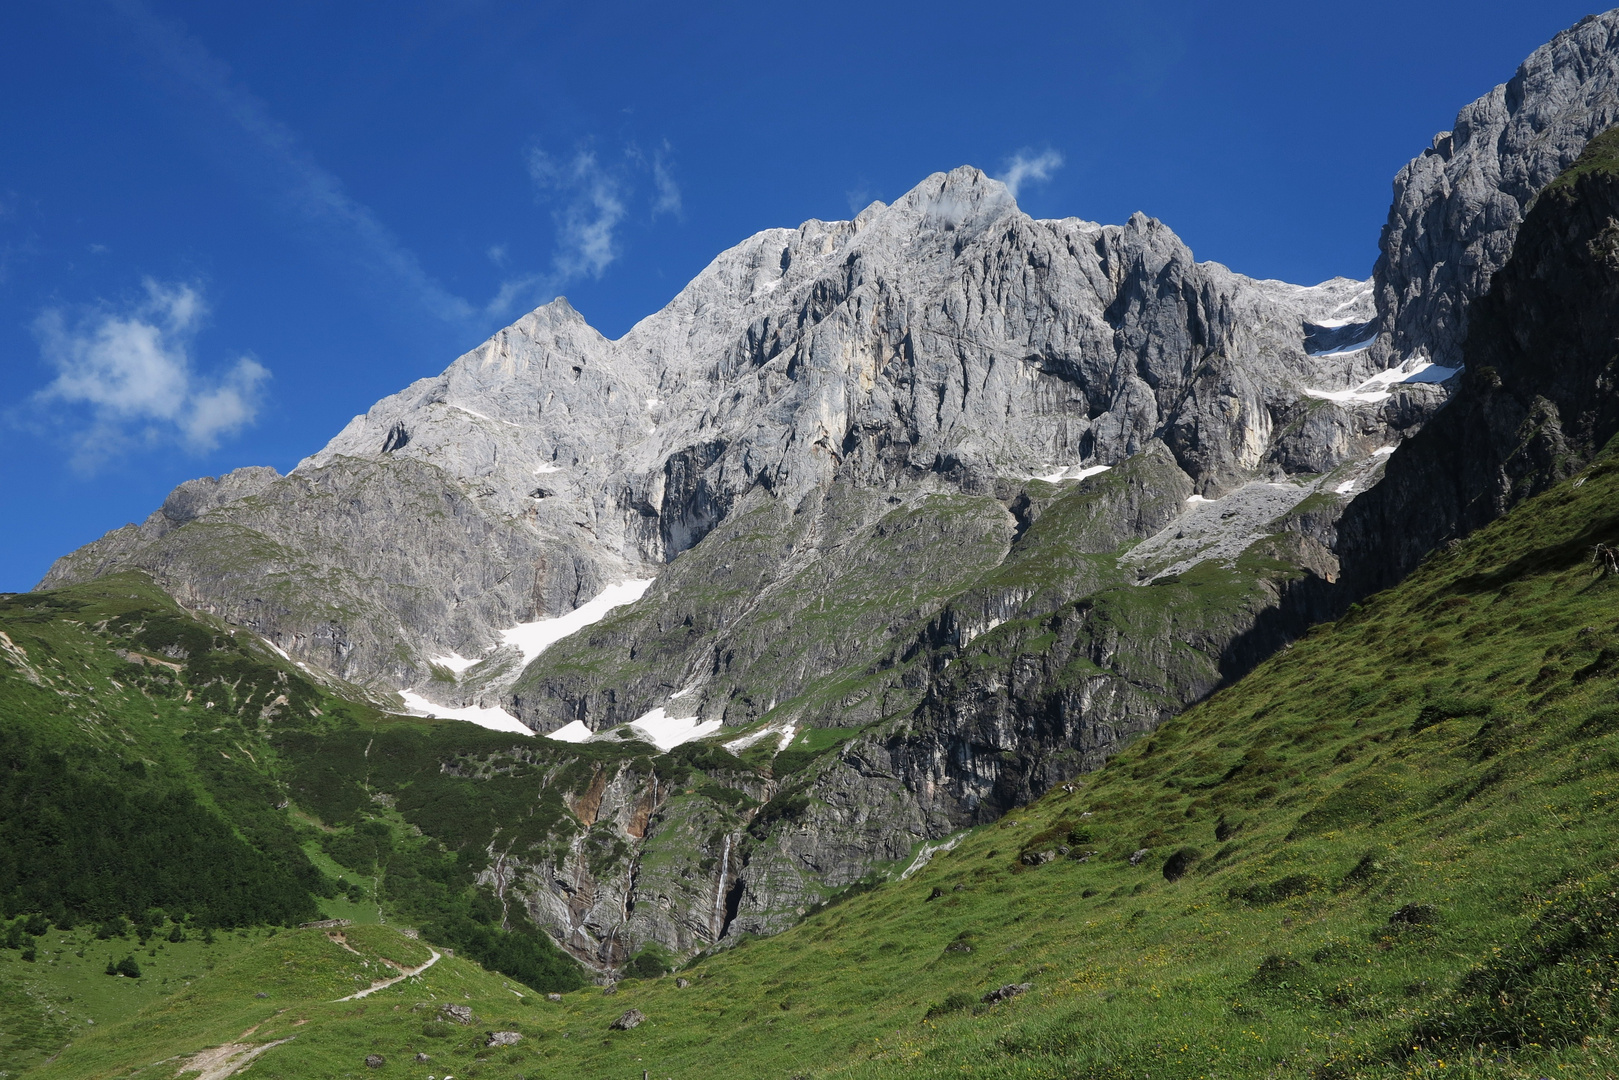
top-left (512, 449), bottom-right (1619, 1080)
top-left (0, 573), bottom-right (651, 1074)
top-left (28, 434), bottom-right (1619, 1078)
top-left (17, 923), bottom-right (552, 1080)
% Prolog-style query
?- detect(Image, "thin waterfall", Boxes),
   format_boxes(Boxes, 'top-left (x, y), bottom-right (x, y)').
top-left (711, 834), bottom-right (733, 937)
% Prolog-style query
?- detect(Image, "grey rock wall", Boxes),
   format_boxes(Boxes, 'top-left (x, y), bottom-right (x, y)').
top-left (1375, 10), bottom-right (1619, 369)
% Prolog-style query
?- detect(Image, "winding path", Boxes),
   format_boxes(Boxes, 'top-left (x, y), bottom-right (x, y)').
top-left (333, 947), bottom-right (442, 1001)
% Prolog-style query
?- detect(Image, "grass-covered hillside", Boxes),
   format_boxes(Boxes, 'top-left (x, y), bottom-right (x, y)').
top-left (17, 435), bottom-right (1619, 1078)
top-left (460, 435), bottom-right (1619, 1080)
top-left (0, 573), bottom-right (658, 1074)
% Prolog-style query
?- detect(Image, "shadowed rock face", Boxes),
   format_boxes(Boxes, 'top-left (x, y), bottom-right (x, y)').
top-left (1374, 10), bottom-right (1619, 371)
top-left (1340, 126), bottom-right (1619, 598)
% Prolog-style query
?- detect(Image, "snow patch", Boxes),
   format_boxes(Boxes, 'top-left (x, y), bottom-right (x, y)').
top-left (1334, 479), bottom-right (1357, 495)
top-left (724, 721), bottom-right (798, 755)
top-left (429, 653), bottom-right (478, 674)
top-left (1186, 494), bottom-right (1210, 504)
top-left (1303, 360), bottom-right (1460, 404)
top-left (899, 833), bottom-right (966, 880)
top-left (533, 462), bottom-right (563, 474)
top-left (449, 403), bottom-right (519, 426)
top-left (1373, 445), bottom-right (1396, 456)
top-left (499, 579), bottom-right (655, 665)
top-left (545, 720), bottom-right (595, 743)
top-left (628, 708), bottom-right (724, 751)
top-left (398, 690), bottom-right (532, 735)
top-left (1033, 463), bottom-right (1111, 484)
top-left (1307, 335), bottom-right (1377, 357)
top-left (260, 636), bottom-right (294, 663)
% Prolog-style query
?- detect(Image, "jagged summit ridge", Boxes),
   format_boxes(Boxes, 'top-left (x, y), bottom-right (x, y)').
top-left (47, 165), bottom-right (1428, 690)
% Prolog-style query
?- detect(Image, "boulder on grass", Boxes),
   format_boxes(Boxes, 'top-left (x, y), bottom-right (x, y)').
top-left (610, 1008), bottom-right (646, 1030)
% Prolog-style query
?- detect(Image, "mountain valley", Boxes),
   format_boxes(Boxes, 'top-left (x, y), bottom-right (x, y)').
top-left (11, 9), bottom-right (1619, 1079)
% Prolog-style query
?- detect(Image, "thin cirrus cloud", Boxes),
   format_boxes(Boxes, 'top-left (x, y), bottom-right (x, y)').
top-left (484, 144), bottom-right (683, 318)
top-left (32, 279), bottom-right (269, 471)
top-left (109, 0), bottom-right (477, 326)
top-left (996, 149), bottom-right (1065, 199)
top-left (109, 0), bottom-right (679, 329)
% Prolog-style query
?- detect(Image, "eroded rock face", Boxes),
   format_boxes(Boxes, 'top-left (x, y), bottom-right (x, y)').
top-left (1374, 10), bottom-right (1619, 370)
top-left (1340, 127), bottom-right (1619, 597)
top-left (43, 167), bottom-right (1404, 693)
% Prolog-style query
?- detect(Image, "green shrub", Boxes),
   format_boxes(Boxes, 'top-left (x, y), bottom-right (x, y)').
top-left (1162, 847), bottom-right (1202, 882)
top-left (924, 991), bottom-right (977, 1019)
top-left (1229, 874), bottom-right (1320, 905)
top-left (1410, 695), bottom-right (1492, 734)
top-left (1401, 876), bottom-right (1619, 1053)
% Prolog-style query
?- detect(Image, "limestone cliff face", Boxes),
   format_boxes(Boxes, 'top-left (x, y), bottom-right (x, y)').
top-left (1340, 126), bottom-right (1619, 597)
top-left (1374, 10), bottom-right (1619, 371)
top-left (42, 168), bottom-right (1412, 692)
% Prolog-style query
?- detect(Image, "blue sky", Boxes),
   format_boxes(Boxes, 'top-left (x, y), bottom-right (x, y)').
top-left (0, 0), bottom-right (1600, 590)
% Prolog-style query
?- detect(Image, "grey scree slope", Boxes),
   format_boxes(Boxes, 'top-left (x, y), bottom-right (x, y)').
top-left (37, 7), bottom-right (1619, 969)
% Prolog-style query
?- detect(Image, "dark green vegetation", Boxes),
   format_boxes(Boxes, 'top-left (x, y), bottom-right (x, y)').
top-left (0, 573), bottom-right (658, 1074)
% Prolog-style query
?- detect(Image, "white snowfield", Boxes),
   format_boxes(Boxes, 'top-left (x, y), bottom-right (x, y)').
top-left (1304, 358), bottom-right (1460, 405)
top-left (1307, 335), bottom-right (1378, 357)
top-left (1033, 463), bottom-right (1111, 484)
top-left (408, 578), bottom-right (734, 753)
top-left (500, 579), bottom-right (655, 664)
top-left (398, 690), bottom-right (531, 735)
top-left (545, 719), bottom-right (595, 743)
top-left (539, 708), bottom-right (723, 751)
top-left (724, 720), bottom-right (798, 754)
top-left (626, 707), bottom-right (724, 751)
top-left (405, 579), bottom-right (655, 736)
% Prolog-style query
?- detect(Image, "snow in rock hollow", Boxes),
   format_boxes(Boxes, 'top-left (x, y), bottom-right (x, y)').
top-left (1304, 359), bottom-right (1460, 405)
top-left (1033, 464), bottom-right (1111, 484)
top-left (724, 721), bottom-right (797, 754)
top-left (1307, 335), bottom-right (1378, 357)
top-left (499, 579), bottom-right (656, 665)
top-left (398, 690), bottom-right (532, 735)
top-left (627, 708), bottom-right (724, 751)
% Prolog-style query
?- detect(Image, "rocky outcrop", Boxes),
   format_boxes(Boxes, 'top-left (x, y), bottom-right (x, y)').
top-left (1374, 10), bottom-right (1619, 370)
top-left (1341, 125), bottom-right (1619, 596)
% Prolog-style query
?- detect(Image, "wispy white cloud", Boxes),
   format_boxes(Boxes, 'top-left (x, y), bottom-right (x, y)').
top-left (110, 0), bottom-right (681, 330)
top-left (651, 145), bottom-right (682, 219)
top-left (528, 148), bottom-right (627, 280)
top-left (996, 149), bottom-right (1064, 199)
top-left (110, 0), bottom-right (476, 324)
top-left (486, 142), bottom-right (681, 318)
top-left (32, 279), bottom-right (268, 470)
